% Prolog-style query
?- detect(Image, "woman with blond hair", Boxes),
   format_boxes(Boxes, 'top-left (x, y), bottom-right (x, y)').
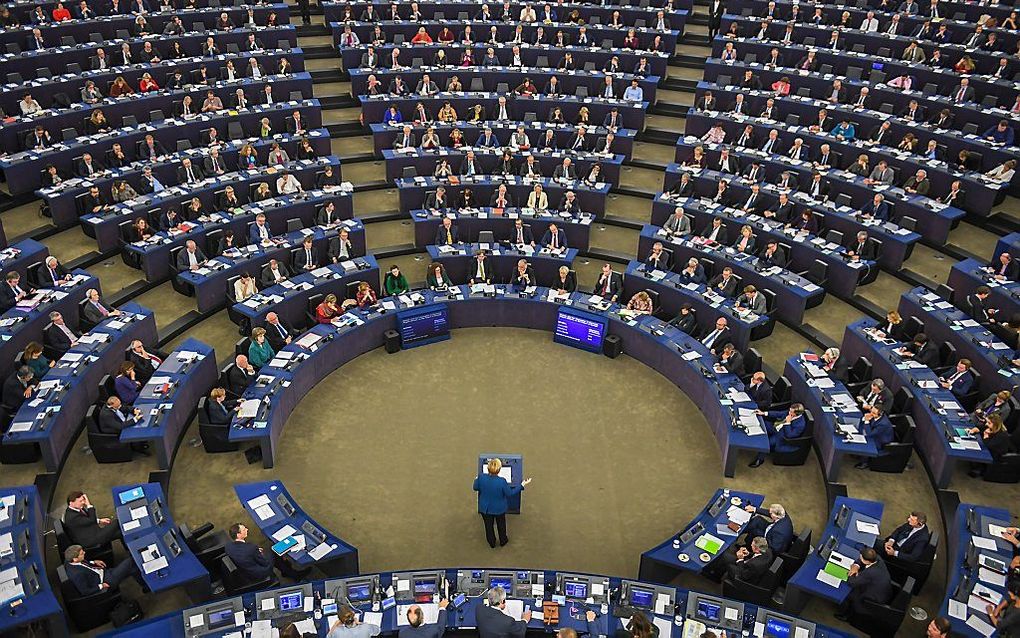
top-left (473, 458), bottom-right (532, 548)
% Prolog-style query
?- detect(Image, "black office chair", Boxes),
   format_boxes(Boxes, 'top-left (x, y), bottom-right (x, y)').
top-left (53, 518), bottom-right (114, 566)
top-left (770, 376), bottom-right (792, 410)
top-left (235, 337), bottom-right (252, 357)
top-left (797, 260), bottom-right (828, 288)
top-left (168, 246), bottom-right (191, 295)
top-left (86, 404), bottom-right (134, 464)
top-left (740, 348), bottom-right (763, 385)
top-left (848, 577), bottom-right (915, 637)
top-left (847, 357), bottom-right (873, 387)
top-left (220, 555), bottom-right (277, 595)
top-left (778, 528), bottom-right (812, 582)
top-left (888, 388), bottom-right (913, 419)
top-left (885, 531), bottom-right (938, 594)
top-left (902, 317), bottom-right (924, 342)
top-left (305, 294), bottom-right (324, 328)
top-left (97, 374), bottom-right (115, 404)
top-left (180, 522), bottom-right (228, 572)
top-left (983, 453), bottom-right (1020, 483)
top-left (722, 556), bottom-right (783, 606)
top-left (770, 411), bottom-right (814, 466)
top-left (57, 564), bottom-right (124, 632)
top-left (197, 397), bottom-right (240, 454)
top-left (868, 414), bottom-right (915, 474)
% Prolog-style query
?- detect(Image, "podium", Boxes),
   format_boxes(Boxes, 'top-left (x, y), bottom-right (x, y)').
top-left (478, 453), bottom-right (524, 514)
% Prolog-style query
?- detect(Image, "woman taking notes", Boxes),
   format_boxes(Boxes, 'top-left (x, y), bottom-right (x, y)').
top-left (473, 459), bottom-right (532, 549)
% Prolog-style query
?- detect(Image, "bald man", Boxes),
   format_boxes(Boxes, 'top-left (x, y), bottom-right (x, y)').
top-left (398, 597), bottom-right (449, 637)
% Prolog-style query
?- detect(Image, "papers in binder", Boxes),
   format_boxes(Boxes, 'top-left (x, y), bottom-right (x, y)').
top-left (142, 555), bottom-right (169, 574)
top-left (726, 506), bottom-right (751, 526)
top-left (254, 504), bottom-right (274, 521)
top-left (296, 333), bottom-right (322, 348)
top-left (501, 600), bottom-right (525, 621)
top-left (246, 494), bottom-right (271, 509)
top-left (681, 351), bottom-right (701, 361)
top-left (816, 568), bottom-right (842, 588)
top-left (271, 525), bottom-right (296, 542)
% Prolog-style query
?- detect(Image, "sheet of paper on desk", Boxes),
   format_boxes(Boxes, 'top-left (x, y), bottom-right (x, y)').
top-left (989, 523), bottom-right (1009, 538)
top-left (308, 542), bottom-right (335, 561)
top-left (855, 520), bottom-right (880, 535)
top-left (498, 466), bottom-right (513, 483)
top-left (142, 556), bottom-right (169, 574)
top-left (979, 567), bottom-right (1006, 587)
top-left (0, 580), bottom-right (24, 605)
top-left (271, 525), bottom-right (297, 542)
top-left (502, 599), bottom-right (525, 621)
top-left (816, 568), bottom-right (842, 588)
top-left (130, 506), bottom-right (148, 520)
top-left (122, 519), bottom-right (141, 532)
top-left (188, 613), bottom-right (204, 628)
top-left (793, 627), bottom-right (810, 638)
top-left (238, 399), bottom-right (262, 419)
top-left (974, 583), bottom-right (1003, 605)
top-left (292, 619), bottom-right (317, 634)
top-left (947, 599), bottom-right (967, 620)
top-left (247, 494), bottom-right (271, 509)
top-left (681, 351), bottom-right (701, 361)
top-left (727, 506), bottom-right (751, 525)
top-left (813, 377), bottom-right (835, 388)
top-left (250, 619), bottom-right (273, 638)
top-left (8, 422), bottom-right (33, 433)
top-left (966, 614), bottom-right (995, 637)
top-left (362, 612), bottom-right (383, 627)
top-left (652, 616), bottom-right (672, 638)
top-left (971, 536), bottom-right (998, 551)
top-left (254, 504), bottom-right (275, 521)
top-left (728, 391), bottom-right (752, 403)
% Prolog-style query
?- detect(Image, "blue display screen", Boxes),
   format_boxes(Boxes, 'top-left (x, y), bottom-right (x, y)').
top-left (554, 308), bottom-right (607, 353)
top-left (279, 592), bottom-right (302, 611)
top-left (630, 588), bottom-right (654, 608)
top-left (207, 608), bottom-right (235, 629)
top-left (348, 584), bottom-right (372, 602)
top-left (564, 582), bottom-right (588, 599)
top-left (490, 577), bottom-right (513, 592)
top-left (398, 304), bottom-right (450, 348)
top-left (696, 600), bottom-right (720, 622)
top-left (765, 618), bottom-right (791, 637)
top-left (414, 580), bottom-right (437, 595)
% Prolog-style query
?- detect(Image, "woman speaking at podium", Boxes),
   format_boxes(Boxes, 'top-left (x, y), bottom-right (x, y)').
top-left (473, 459), bottom-right (532, 548)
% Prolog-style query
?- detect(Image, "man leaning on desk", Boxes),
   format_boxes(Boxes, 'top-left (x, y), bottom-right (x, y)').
top-left (399, 597), bottom-right (449, 638)
top-left (477, 586), bottom-right (531, 638)
top-left (63, 490), bottom-right (122, 547)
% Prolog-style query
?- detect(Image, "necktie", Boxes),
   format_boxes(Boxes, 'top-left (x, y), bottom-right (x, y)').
top-left (602, 277), bottom-right (610, 294)
top-left (446, 229), bottom-right (452, 243)
top-left (305, 249), bottom-right (312, 265)
top-left (49, 268), bottom-right (57, 282)
top-left (552, 233), bottom-right (558, 249)
top-left (187, 167), bottom-right (194, 181)
top-left (276, 323), bottom-right (286, 339)
top-left (704, 330), bottom-right (719, 347)
top-left (957, 88), bottom-right (965, 102)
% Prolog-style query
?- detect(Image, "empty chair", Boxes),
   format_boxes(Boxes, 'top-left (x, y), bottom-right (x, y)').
top-left (121, 114), bottom-right (138, 128)
top-left (149, 110), bottom-right (164, 123)
top-left (478, 231), bottom-right (495, 244)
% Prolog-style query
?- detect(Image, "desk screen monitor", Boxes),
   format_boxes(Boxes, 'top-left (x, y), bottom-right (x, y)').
top-left (413, 578), bottom-right (438, 602)
top-left (489, 577), bottom-right (513, 594)
top-left (564, 581), bottom-right (588, 600)
top-left (696, 600), bottom-right (721, 623)
top-left (347, 583), bottom-right (372, 603)
top-left (554, 307), bottom-right (607, 353)
top-left (207, 606), bottom-right (236, 631)
top-left (833, 504), bottom-right (850, 529)
top-left (629, 587), bottom-right (654, 609)
top-left (150, 499), bottom-right (165, 527)
top-left (399, 304), bottom-right (450, 348)
top-left (278, 591), bottom-right (303, 612)
top-left (118, 487), bottom-right (145, 505)
top-left (765, 617), bottom-right (792, 638)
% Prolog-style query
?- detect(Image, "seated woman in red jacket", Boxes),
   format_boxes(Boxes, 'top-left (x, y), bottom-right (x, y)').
top-left (355, 282), bottom-right (378, 308)
top-left (316, 294), bottom-right (340, 324)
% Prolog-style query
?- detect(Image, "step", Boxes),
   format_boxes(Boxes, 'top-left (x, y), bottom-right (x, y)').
top-left (320, 95), bottom-right (358, 109)
top-left (648, 102), bottom-right (689, 117)
top-left (303, 45), bottom-right (337, 59)
top-left (296, 24), bottom-right (330, 37)
top-left (640, 128), bottom-right (682, 145)
top-left (661, 77), bottom-right (698, 92)
top-left (326, 122), bottom-right (367, 137)
top-left (310, 69), bottom-right (344, 83)
top-left (671, 53), bottom-right (708, 68)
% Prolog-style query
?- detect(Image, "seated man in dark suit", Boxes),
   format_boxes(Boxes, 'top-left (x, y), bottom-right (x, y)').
top-left (127, 340), bottom-right (164, 384)
top-left (709, 535), bottom-right (773, 584)
top-left (44, 311), bottom-right (79, 356)
top-left (749, 404), bottom-right (808, 468)
top-left (37, 257), bottom-right (70, 287)
top-left (668, 304), bottom-right (697, 334)
top-left (939, 359), bottom-right (975, 399)
top-left (846, 231), bottom-right (877, 262)
top-left (877, 511), bottom-right (931, 563)
top-left (2, 367), bottom-right (36, 413)
top-left (897, 332), bottom-right (939, 368)
top-left (836, 548), bottom-right (893, 622)
top-left (0, 272), bottom-right (33, 311)
top-left (741, 503), bottom-right (794, 555)
top-left (858, 378), bottom-right (893, 412)
top-left (263, 312), bottom-right (295, 352)
top-left (227, 354), bottom-right (256, 398)
top-left (63, 491), bottom-right (121, 547)
top-left (176, 240), bottom-right (207, 272)
top-left (746, 371), bottom-right (772, 410)
top-left (293, 236), bottom-right (319, 272)
top-left (227, 522), bottom-right (310, 583)
top-left (63, 544), bottom-right (137, 597)
top-left (95, 395), bottom-right (143, 436)
top-left (707, 267), bottom-right (739, 298)
top-left (854, 405), bottom-right (895, 469)
top-left (260, 259), bottom-right (290, 288)
top-left (224, 523), bottom-right (281, 583)
top-left (476, 587), bottom-right (531, 638)
top-left (434, 218), bottom-right (459, 245)
top-left (592, 263), bottom-right (621, 302)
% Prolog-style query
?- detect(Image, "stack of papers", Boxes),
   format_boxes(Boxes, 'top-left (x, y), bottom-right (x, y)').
top-left (694, 533), bottom-right (723, 555)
